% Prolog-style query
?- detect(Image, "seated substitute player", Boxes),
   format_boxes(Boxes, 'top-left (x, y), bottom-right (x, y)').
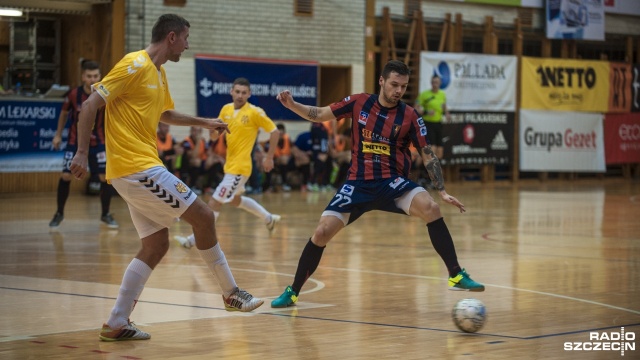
top-left (271, 60), bottom-right (484, 308)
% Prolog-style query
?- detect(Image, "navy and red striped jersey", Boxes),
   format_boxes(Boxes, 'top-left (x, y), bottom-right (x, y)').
top-left (330, 93), bottom-right (429, 181)
top-left (62, 86), bottom-right (105, 147)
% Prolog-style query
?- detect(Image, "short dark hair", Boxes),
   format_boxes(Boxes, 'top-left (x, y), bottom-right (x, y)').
top-left (381, 60), bottom-right (410, 79)
top-left (81, 60), bottom-right (99, 72)
top-left (431, 75), bottom-right (441, 80)
top-left (233, 77), bottom-right (251, 88)
top-left (277, 123), bottom-right (286, 131)
top-left (151, 14), bottom-right (190, 43)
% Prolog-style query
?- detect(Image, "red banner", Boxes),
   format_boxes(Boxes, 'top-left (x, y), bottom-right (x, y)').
top-left (604, 113), bottom-right (640, 164)
top-left (608, 63), bottom-right (632, 113)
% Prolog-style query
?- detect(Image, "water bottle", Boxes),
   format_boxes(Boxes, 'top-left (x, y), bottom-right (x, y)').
top-left (15, 82), bottom-right (21, 95)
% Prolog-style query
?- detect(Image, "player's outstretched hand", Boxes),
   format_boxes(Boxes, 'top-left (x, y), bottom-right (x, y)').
top-left (276, 90), bottom-right (294, 109)
top-left (439, 191), bottom-right (466, 213)
top-left (204, 118), bottom-right (230, 135)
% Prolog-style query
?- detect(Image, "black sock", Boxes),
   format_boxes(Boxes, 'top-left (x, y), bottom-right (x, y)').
top-left (291, 239), bottom-right (325, 294)
top-left (100, 181), bottom-right (113, 217)
top-left (56, 178), bottom-right (71, 214)
top-left (427, 218), bottom-right (461, 277)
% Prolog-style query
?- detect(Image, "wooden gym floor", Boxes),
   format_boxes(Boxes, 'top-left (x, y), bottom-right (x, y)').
top-left (0, 179), bottom-right (638, 359)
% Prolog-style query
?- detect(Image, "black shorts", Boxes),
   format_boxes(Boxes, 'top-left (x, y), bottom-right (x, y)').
top-left (425, 121), bottom-right (443, 147)
top-left (62, 145), bottom-right (106, 175)
top-left (324, 177), bottom-right (421, 225)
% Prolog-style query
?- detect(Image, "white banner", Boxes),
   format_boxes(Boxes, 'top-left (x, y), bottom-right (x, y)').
top-left (519, 109), bottom-right (605, 172)
top-left (546, 0), bottom-right (605, 41)
top-left (419, 52), bottom-right (517, 111)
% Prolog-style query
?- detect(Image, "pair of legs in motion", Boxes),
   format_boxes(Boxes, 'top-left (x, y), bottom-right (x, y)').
top-left (50, 148), bottom-right (118, 229)
top-left (272, 178), bottom-right (484, 308)
top-left (99, 167), bottom-right (263, 341)
top-left (174, 173), bottom-right (281, 249)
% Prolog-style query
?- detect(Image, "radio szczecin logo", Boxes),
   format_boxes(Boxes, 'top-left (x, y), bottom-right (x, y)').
top-left (564, 327), bottom-right (635, 356)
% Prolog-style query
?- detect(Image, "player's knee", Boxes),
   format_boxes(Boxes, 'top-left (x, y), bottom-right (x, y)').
top-left (312, 225), bottom-right (334, 246)
top-left (61, 173), bottom-right (73, 181)
top-left (425, 200), bottom-right (442, 220)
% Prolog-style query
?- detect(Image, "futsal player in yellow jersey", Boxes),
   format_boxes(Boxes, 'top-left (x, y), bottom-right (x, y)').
top-left (70, 14), bottom-right (263, 342)
top-left (175, 77), bottom-right (281, 249)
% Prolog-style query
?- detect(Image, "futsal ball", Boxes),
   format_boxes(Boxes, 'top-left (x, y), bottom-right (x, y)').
top-left (452, 298), bottom-right (486, 333)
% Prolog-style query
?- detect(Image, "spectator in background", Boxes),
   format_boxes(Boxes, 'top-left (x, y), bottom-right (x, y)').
top-left (309, 122), bottom-right (331, 192)
top-left (291, 130), bottom-right (312, 191)
top-left (156, 122), bottom-right (183, 176)
top-left (329, 119), bottom-right (352, 189)
top-left (263, 123), bottom-right (293, 192)
top-left (49, 59), bottom-right (118, 229)
top-left (181, 126), bottom-right (207, 194)
top-left (203, 129), bottom-right (226, 191)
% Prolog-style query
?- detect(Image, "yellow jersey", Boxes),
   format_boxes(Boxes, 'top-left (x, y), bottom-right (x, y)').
top-left (94, 50), bottom-right (174, 179)
top-left (218, 102), bottom-right (276, 176)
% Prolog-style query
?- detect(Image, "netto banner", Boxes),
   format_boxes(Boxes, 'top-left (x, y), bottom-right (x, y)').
top-left (442, 111), bottom-right (514, 166)
top-left (521, 57), bottom-right (609, 112)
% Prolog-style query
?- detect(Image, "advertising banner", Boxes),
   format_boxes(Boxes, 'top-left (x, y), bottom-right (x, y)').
top-left (419, 52), bottom-right (517, 111)
top-left (0, 99), bottom-right (65, 173)
top-left (519, 109), bottom-right (605, 172)
top-left (521, 57), bottom-right (609, 112)
top-left (608, 62), bottom-right (632, 113)
top-left (604, 113), bottom-right (640, 164)
top-left (442, 111), bottom-right (514, 166)
top-left (546, 0), bottom-right (605, 41)
top-left (633, 64), bottom-right (640, 113)
top-left (195, 54), bottom-right (318, 120)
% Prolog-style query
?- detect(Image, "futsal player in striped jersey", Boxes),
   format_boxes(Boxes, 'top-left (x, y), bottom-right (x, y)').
top-left (70, 14), bottom-right (263, 341)
top-left (272, 60), bottom-right (484, 308)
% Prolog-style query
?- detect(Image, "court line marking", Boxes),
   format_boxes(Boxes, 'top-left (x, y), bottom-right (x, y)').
top-left (261, 312), bottom-right (640, 340)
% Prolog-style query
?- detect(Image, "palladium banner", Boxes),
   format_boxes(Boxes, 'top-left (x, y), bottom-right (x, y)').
top-left (519, 109), bottom-right (605, 172)
top-left (419, 52), bottom-right (517, 111)
top-left (521, 57), bottom-right (609, 112)
top-left (195, 54), bottom-right (318, 120)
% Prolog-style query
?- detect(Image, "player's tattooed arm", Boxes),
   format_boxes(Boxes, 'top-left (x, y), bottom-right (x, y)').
top-left (307, 107), bottom-right (319, 121)
top-left (422, 145), bottom-right (445, 191)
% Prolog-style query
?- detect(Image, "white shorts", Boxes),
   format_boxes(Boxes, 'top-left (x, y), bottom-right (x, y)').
top-left (212, 173), bottom-right (249, 204)
top-left (111, 166), bottom-right (197, 238)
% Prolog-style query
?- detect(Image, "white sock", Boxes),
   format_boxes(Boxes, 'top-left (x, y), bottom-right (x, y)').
top-left (106, 258), bottom-right (152, 329)
top-left (199, 243), bottom-right (237, 297)
top-left (213, 210), bottom-right (220, 222)
top-left (238, 196), bottom-right (270, 222)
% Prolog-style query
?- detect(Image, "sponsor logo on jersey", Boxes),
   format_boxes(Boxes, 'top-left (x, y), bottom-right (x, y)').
top-left (358, 111), bottom-right (369, 125)
top-left (362, 141), bottom-right (390, 155)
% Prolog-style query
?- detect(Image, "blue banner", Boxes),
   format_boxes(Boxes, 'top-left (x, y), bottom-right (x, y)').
top-left (195, 55), bottom-right (318, 120)
top-left (0, 99), bottom-right (65, 172)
